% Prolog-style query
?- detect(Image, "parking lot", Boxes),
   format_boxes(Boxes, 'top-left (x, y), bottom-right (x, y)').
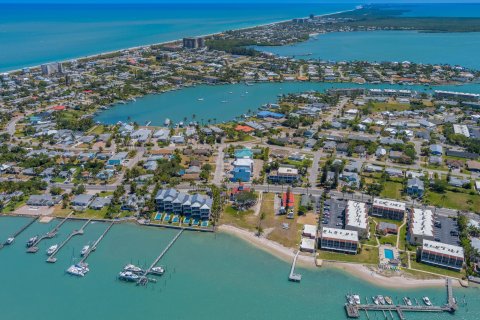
top-left (433, 215), bottom-right (460, 246)
top-left (321, 199), bottom-right (347, 229)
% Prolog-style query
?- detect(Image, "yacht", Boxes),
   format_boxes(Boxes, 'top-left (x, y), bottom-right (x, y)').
top-left (352, 294), bottom-right (361, 305)
top-left (377, 295), bottom-right (386, 305)
top-left (345, 294), bottom-right (355, 305)
top-left (403, 297), bottom-right (412, 306)
top-left (385, 296), bottom-right (393, 305)
top-left (150, 266), bottom-right (165, 276)
top-left (118, 271), bottom-right (140, 282)
top-left (164, 118), bottom-right (171, 126)
top-left (124, 264), bottom-right (144, 274)
top-left (67, 265), bottom-right (85, 277)
top-left (80, 245), bottom-right (90, 256)
top-left (197, 98), bottom-right (204, 101)
top-left (26, 236), bottom-right (38, 247)
top-left (6, 237), bottom-right (14, 245)
top-left (372, 296), bottom-right (380, 305)
top-left (47, 244), bottom-right (58, 255)
top-left (423, 296), bottom-right (432, 306)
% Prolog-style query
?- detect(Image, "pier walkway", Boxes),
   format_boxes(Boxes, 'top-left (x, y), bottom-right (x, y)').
top-left (288, 251), bottom-right (302, 282)
top-left (27, 212), bottom-right (73, 253)
top-left (46, 220), bottom-right (91, 263)
top-left (345, 279), bottom-right (457, 319)
top-left (78, 221), bottom-right (115, 265)
top-left (1, 217), bottom-right (38, 248)
top-left (137, 228), bottom-right (184, 286)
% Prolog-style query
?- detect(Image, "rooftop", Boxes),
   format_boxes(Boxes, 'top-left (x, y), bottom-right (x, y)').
top-left (422, 239), bottom-right (464, 259)
top-left (373, 198), bottom-right (406, 212)
top-left (322, 227), bottom-right (358, 242)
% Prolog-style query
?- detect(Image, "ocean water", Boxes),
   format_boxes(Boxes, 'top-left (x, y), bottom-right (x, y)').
top-left (1, 216), bottom-right (480, 320)
top-left (94, 81), bottom-right (480, 126)
top-left (396, 3), bottom-right (480, 17)
top-left (0, 3), bottom-right (353, 72)
top-left (254, 30), bottom-right (480, 70)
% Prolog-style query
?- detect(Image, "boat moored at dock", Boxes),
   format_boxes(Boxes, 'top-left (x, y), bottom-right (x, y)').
top-left (26, 236), bottom-right (38, 247)
top-left (47, 244), bottom-right (58, 256)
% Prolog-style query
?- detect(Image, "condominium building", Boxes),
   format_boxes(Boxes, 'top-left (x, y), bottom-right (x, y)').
top-left (345, 200), bottom-right (368, 239)
top-left (420, 240), bottom-right (464, 271)
top-left (371, 198), bottom-right (406, 221)
top-left (268, 166), bottom-right (300, 184)
top-left (155, 189), bottom-right (212, 219)
top-left (183, 37), bottom-right (206, 49)
top-left (320, 227), bottom-right (359, 254)
top-left (408, 208), bottom-right (434, 245)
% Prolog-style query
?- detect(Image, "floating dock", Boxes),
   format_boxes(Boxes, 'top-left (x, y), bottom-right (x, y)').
top-left (46, 219), bottom-right (91, 263)
top-left (1, 217), bottom-right (38, 249)
top-left (137, 228), bottom-right (184, 286)
top-left (345, 279), bottom-right (457, 319)
top-left (288, 251), bottom-right (302, 282)
top-left (27, 212), bottom-right (73, 253)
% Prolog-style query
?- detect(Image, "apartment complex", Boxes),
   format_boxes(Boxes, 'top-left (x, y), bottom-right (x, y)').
top-left (408, 208), bottom-right (434, 245)
top-left (320, 227), bottom-right (359, 254)
top-left (371, 198), bottom-right (406, 221)
top-left (420, 239), bottom-right (464, 271)
top-left (345, 200), bottom-right (368, 238)
top-left (268, 166), bottom-right (300, 184)
top-left (155, 189), bottom-right (212, 219)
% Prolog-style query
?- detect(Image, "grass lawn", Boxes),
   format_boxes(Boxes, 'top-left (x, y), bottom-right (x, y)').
top-left (380, 181), bottom-right (403, 200)
top-left (73, 208), bottom-right (109, 219)
top-left (426, 190), bottom-right (480, 213)
top-left (371, 102), bottom-right (410, 112)
top-left (410, 255), bottom-right (465, 279)
top-left (220, 205), bottom-right (257, 231)
top-left (361, 220), bottom-right (378, 246)
top-left (0, 199), bottom-right (26, 214)
top-left (398, 223), bottom-right (407, 250)
top-left (378, 235), bottom-right (397, 246)
top-left (319, 246), bottom-right (379, 265)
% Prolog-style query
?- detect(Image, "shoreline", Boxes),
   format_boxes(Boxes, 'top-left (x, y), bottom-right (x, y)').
top-left (2, 8), bottom-right (357, 74)
top-left (219, 224), bottom-right (462, 289)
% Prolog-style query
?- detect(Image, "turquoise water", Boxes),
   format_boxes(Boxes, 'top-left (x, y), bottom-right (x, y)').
top-left (95, 82), bottom-right (480, 126)
top-left (384, 249), bottom-right (394, 260)
top-left (1, 216), bottom-right (480, 320)
top-left (254, 30), bottom-right (480, 69)
top-left (0, 3), bottom-right (353, 72)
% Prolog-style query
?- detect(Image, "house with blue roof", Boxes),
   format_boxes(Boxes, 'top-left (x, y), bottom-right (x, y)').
top-left (407, 177), bottom-right (424, 197)
top-left (429, 144), bottom-right (443, 156)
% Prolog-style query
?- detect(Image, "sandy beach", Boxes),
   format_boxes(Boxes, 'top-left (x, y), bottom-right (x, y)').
top-left (219, 224), bottom-right (462, 289)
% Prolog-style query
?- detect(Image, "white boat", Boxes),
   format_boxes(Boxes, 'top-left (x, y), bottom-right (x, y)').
top-left (26, 236), bottom-right (38, 247)
top-left (353, 294), bottom-right (361, 305)
top-left (124, 264), bottom-right (143, 274)
top-left (372, 296), bottom-right (379, 305)
top-left (221, 100), bottom-right (228, 103)
top-left (6, 237), bottom-right (14, 245)
top-left (66, 265), bottom-right (85, 277)
top-left (47, 244), bottom-right (58, 255)
top-left (403, 297), bottom-right (412, 306)
top-left (378, 295), bottom-right (386, 305)
top-left (150, 266), bottom-right (165, 276)
top-left (197, 98), bottom-right (204, 101)
top-left (118, 271), bottom-right (140, 282)
top-left (164, 118), bottom-right (171, 126)
top-left (346, 294), bottom-right (354, 305)
top-left (385, 296), bottom-right (393, 305)
top-left (423, 296), bottom-right (432, 306)
top-left (80, 245), bottom-right (90, 256)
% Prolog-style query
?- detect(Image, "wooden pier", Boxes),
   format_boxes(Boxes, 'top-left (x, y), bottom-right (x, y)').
top-left (1, 217), bottom-right (38, 249)
top-left (345, 279), bottom-right (458, 319)
top-left (46, 220), bottom-right (91, 263)
top-left (288, 251), bottom-right (302, 282)
top-left (78, 221), bottom-right (115, 265)
top-left (137, 228), bottom-right (184, 286)
top-left (27, 212), bottom-right (73, 253)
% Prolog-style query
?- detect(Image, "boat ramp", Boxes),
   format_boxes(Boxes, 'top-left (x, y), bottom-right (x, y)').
top-left (345, 279), bottom-right (458, 319)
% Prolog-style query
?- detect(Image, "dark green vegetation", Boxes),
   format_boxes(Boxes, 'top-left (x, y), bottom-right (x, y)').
top-left (332, 5), bottom-right (480, 33)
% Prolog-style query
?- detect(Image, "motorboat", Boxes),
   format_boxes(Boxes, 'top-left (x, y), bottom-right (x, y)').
top-left (47, 244), bottom-right (58, 255)
top-left (150, 266), bottom-right (165, 276)
top-left (403, 297), bottom-right (412, 306)
top-left (353, 294), bottom-right (361, 305)
top-left (80, 245), bottom-right (90, 256)
top-left (423, 296), bottom-right (432, 306)
top-left (377, 295), bottom-right (386, 305)
top-left (372, 296), bottom-right (380, 305)
top-left (124, 264), bottom-right (144, 274)
top-left (26, 236), bottom-right (38, 247)
top-left (164, 118), bottom-right (171, 126)
top-left (385, 296), bottom-right (393, 305)
top-left (197, 98), bottom-right (204, 101)
top-left (6, 237), bottom-right (14, 245)
top-left (118, 271), bottom-right (140, 282)
top-left (345, 294), bottom-right (354, 305)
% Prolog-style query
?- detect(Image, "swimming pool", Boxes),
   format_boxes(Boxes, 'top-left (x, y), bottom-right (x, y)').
top-left (384, 249), bottom-right (394, 260)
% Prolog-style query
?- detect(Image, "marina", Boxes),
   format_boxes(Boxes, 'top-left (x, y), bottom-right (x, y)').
top-left (0, 217), bottom-right (38, 249)
top-left (26, 212), bottom-right (74, 253)
top-left (46, 219), bottom-right (91, 263)
top-left (345, 279), bottom-right (458, 319)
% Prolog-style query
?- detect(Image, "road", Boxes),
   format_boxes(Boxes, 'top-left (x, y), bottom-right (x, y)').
top-left (212, 144), bottom-right (225, 185)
